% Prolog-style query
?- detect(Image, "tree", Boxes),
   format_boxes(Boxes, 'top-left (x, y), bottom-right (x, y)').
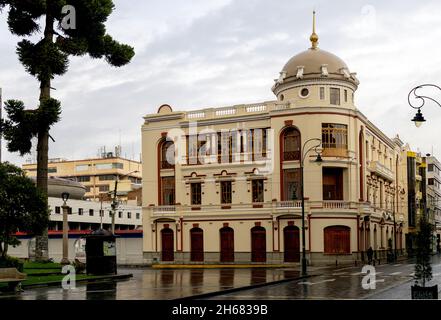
top-left (414, 213), bottom-right (434, 287)
top-left (0, 1), bottom-right (135, 260)
top-left (0, 162), bottom-right (50, 259)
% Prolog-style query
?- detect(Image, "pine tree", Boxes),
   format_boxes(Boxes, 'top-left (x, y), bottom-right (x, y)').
top-left (0, 1), bottom-right (134, 261)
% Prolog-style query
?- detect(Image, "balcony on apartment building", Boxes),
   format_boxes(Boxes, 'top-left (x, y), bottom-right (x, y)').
top-left (367, 160), bottom-right (394, 181)
top-left (149, 200), bottom-right (369, 219)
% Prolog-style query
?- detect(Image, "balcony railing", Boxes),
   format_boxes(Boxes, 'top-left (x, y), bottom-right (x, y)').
top-left (276, 200), bottom-right (302, 208)
top-left (152, 206), bottom-right (176, 215)
top-left (149, 201), bottom-right (377, 217)
top-left (323, 201), bottom-right (351, 209)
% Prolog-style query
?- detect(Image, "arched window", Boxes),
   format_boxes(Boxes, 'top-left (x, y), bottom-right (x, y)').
top-left (160, 140), bottom-right (175, 169)
top-left (158, 138), bottom-right (176, 205)
top-left (282, 127), bottom-right (301, 161)
top-left (324, 226), bottom-right (350, 254)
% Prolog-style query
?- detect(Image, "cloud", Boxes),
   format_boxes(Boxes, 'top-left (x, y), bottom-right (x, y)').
top-left (1, 0), bottom-right (441, 166)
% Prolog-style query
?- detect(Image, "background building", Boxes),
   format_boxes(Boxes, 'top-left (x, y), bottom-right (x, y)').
top-left (425, 154), bottom-right (441, 252)
top-left (141, 16), bottom-right (409, 265)
top-left (23, 148), bottom-right (142, 202)
top-left (9, 177), bottom-right (143, 264)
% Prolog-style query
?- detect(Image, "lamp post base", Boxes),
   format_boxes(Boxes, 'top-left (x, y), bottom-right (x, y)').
top-left (301, 258), bottom-right (308, 276)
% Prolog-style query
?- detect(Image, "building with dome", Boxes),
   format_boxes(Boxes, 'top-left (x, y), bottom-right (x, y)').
top-left (141, 13), bottom-right (410, 265)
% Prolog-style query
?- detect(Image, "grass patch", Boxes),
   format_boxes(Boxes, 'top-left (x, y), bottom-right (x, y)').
top-left (24, 269), bottom-right (63, 276)
top-left (23, 261), bottom-right (62, 270)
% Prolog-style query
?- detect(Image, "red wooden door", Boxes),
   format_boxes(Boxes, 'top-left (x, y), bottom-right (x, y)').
top-left (284, 226), bottom-right (300, 262)
top-left (161, 228), bottom-right (174, 261)
top-left (324, 226), bottom-right (350, 254)
top-left (190, 228), bottom-right (204, 262)
top-left (251, 227), bottom-right (266, 262)
top-left (220, 227), bottom-right (234, 262)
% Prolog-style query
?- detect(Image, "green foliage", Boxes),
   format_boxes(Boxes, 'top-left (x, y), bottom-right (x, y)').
top-left (0, 256), bottom-right (25, 273)
top-left (0, 162), bottom-right (50, 258)
top-left (0, 0), bottom-right (134, 157)
top-left (17, 39), bottom-right (69, 82)
top-left (0, 98), bottom-right (61, 155)
top-left (414, 213), bottom-right (434, 287)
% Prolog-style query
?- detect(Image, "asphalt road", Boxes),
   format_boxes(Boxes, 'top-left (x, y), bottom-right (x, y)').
top-left (208, 256), bottom-right (441, 300)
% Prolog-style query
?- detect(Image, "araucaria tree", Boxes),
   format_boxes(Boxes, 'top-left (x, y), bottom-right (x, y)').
top-left (414, 212), bottom-right (434, 287)
top-left (0, 162), bottom-right (50, 259)
top-left (0, 1), bottom-right (134, 261)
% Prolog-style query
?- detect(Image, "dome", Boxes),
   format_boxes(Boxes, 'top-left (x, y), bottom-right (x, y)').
top-left (273, 11), bottom-right (359, 94)
top-left (283, 48), bottom-right (349, 79)
top-left (31, 176), bottom-right (86, 199)
top-left (274, 47), bottom-right (359, 88)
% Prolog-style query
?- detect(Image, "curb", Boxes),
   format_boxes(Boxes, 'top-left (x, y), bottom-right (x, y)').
top-left (22, 273), bottom-right (133, 289)
top-left (173, 274), bottom-right (318, 301)
top-left (152, 264), bottom-right (296, 269)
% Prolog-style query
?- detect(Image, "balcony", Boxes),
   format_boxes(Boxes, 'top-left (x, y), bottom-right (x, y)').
top-left (368, 161), bottom-right (394, 181)
top-left (323, 201), bottom-right (351, 209)
top-left (149, 200), bottom-right (365, 219)
top-left (321, 147), bottom-right (348, 158)
top-left (276, 201), bottom-right (302, 209)
top-left (152, 206), bottom-right (176, 216)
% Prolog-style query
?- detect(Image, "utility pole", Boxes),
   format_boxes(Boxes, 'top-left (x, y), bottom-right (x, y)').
top-left (111, 177), bottom-right (119, 234)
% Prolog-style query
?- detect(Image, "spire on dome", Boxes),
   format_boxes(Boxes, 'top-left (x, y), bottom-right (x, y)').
top-left (310, 10), bottom-right (319, 49)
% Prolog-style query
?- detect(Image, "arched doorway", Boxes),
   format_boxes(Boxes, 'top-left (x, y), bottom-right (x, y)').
top-left (161, 228), bottom-right (174, 261)
top-left (251, 226), bottom-right (266, 262)
top-left (284, 225), bottom-right (300, 262)
top-left (220, 227), bottom-right (234, 262)
top-left (190, 227), bottom-right (204, 262)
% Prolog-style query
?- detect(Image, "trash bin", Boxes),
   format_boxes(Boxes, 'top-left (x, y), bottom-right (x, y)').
top-left (85, 229), bottom-right (117, 275)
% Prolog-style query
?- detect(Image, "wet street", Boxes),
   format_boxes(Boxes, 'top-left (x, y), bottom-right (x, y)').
top-left (208, 256), bottom-right (441, 300)
top-left (2, 257), bottom-right (441, 300)
top-left (0, 267), bottom-right (302, 300)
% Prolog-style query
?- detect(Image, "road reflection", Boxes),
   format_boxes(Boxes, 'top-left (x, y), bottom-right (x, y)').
top-left (2, 267), bottom-right (301, 300)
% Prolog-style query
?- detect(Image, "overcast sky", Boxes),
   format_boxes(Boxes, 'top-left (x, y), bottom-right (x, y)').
top-left (1, 0), bottom-right (441, 166)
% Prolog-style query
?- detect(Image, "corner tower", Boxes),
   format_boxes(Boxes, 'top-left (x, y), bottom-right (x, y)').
top-left (272, 11), bottom-right (360, 108)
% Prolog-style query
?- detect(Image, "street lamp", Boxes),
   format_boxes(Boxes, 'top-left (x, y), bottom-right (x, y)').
top-left (408, 84), bottom-right (441, 127)
top-left (61, 192), bottom-right (70, 265)
top-left (300, 138), bottom-right (323, 276)
top-left (111, 170), bottom-right (139, 234)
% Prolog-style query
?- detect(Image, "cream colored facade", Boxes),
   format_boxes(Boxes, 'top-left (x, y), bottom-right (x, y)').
top-left (23, 157), bottom-right (142, 201)
top-left (141, 18), bottom-right (409, 265)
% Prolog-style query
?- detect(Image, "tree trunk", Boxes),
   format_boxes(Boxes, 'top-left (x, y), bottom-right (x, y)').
top-left (34, 13), bottom-right (54, 262)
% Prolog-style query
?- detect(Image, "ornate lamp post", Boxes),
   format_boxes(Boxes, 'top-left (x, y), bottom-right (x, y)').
top-left (409, 84), bottom-right (441, 127)
top-left (61, 192), bottom-right (70, 265)
top-left (300, 138), bottom-right (323, 276)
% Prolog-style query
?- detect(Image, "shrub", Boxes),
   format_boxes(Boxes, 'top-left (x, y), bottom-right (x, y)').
top-left (0, 256), bottom-right (24, 272)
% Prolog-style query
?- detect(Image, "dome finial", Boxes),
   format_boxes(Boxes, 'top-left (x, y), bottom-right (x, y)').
top-left (310, 10), bottom-right (319, 49)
